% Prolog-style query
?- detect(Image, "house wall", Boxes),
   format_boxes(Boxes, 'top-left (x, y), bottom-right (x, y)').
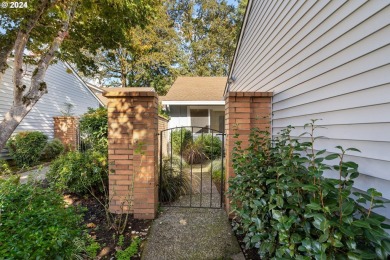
top-left (168, 105), bottom-right (188, 129)
top-left (0, 61), bottom-right (100, 140)
top-left (228, 0), bottom-right (390, 216)
top-left (168, 105), bottom-right (225, 131)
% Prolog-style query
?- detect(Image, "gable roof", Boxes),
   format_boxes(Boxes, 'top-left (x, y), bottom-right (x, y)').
top-left (161, 77), bottom-right (227, 104)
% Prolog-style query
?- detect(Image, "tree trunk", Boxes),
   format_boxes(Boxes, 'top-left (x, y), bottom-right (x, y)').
top-left (0, 105), bottom-right (33, 150)
top-left (0, 2), bottom-right (75, 152)
top-left (0, 42), bottom-right (14, 83)
top-left (0, 0), bottom-right (53, 85)
top-left (119, 47), bottom-right (128, 87)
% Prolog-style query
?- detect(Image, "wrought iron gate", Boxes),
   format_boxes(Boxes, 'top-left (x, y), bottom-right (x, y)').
top-left (158, 126), bottom-right (225, 208)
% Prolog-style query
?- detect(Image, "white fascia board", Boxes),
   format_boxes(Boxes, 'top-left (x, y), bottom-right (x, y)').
top-left (87, 84), bottom-right (104, 93)
top-left (161, 101), bottom-right (225, 105)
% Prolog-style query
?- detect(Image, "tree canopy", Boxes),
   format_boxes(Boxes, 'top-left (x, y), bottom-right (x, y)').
top-left (0, 0), bottom-right (247, 150)
top-left (87, 3), bottom-right (180, 95)
top-left (167, 0), bottom-right (244, 76)
top-left (0, 0), bottom-right (160, 151)
top-left (78, 0), bottom-right (247, 92)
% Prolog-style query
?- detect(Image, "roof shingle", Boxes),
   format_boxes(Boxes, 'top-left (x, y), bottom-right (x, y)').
top-left (160, 77), bottom-right (227, 101)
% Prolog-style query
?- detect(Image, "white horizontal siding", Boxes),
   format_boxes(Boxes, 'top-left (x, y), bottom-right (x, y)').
top-left (273, 123), bottom-right (390, 143)
top-left (272, 103), bottom-right (390, 127)
top-left (0, 61), bottom-right (100, 139)
top-left (229, 0), bottom-right (390, 216)
top-left (273, 83), bottom-right (390, 118)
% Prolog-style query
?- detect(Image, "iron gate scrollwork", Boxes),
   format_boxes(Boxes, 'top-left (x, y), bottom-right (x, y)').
top-left (158, 126), bottom-right (225, 208)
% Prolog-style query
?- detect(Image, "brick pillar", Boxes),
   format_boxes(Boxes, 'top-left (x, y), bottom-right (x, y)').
top-left (103, 88), bottom-right (158, 219)
top-left (53, 116), bottom-right (79, 150)
top-left (157, 116), bottom-right (169, 157)
top-left (224, 92), bottom-right (273, 214)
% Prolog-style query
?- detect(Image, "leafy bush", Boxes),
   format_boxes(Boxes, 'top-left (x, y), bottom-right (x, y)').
top-left (195, 134), bottom-right (222, 159)
top-left (183, 141), bottom-right (208, 164)
top-left (116, 237), bottom-right (140, 260)
top-left (0, 159), bottom-right (12, 175)
top-left (6, 131), bottom-right (48, 167)
top-left (160, 155), bottom-right (191, 202)
top-left (171, 128), bottom-right (192, 155)
top-left (229, 120), bottom-right (390, 259)
top-left (47, 150), bottom-right (108, 195)
top-left (79, 107), bottom-right (108, 151)
top-left (0, 178), bottom-right (86, 259)
top-left (41, 138), bottom-right (64, 160)
top-left (85, 237), bottom-right (100, 258)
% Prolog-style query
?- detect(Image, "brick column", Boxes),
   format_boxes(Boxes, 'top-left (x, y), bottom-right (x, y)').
top-left (224, 92), bottom-right (273, 214)
top-left (157, 116), bottom-right (169, 157)
top-left (53, 116), bottom-right (79, 150)
top-left (103, 88), bottom-right (158, 219)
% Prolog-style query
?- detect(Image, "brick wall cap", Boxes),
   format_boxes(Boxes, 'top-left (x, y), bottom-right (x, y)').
top-left (53, 116), bottom-right (79, 119)
top-left (103, 87), bottom-right (157, 98)
top-left (225, 91), bottom-right (273, 99)
top-left (158, 116), bottom-right (169, 122)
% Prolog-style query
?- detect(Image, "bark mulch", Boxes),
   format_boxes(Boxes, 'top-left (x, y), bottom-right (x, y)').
top-left (66, 194), bottom-right (152, 259)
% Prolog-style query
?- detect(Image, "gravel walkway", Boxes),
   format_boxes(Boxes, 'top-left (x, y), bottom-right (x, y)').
top-left (143, 162), bottom-right (243, 260)
top-left (142, 207), bottom-right (243, 260)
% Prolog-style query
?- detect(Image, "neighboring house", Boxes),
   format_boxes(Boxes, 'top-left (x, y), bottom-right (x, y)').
top-left (0, 60), bottom-right (103, 146)
top-left (226, 1), bottom-right (390, 216)
top-left (160, 77), bottom-right (227, 133)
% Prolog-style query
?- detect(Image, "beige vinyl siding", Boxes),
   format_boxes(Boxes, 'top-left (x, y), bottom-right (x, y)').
top-left (228, 0), bottom-right (390, 216)
top-left (0, 61), bottom-right (100, 139)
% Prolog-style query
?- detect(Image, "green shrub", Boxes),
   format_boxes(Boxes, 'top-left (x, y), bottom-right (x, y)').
top-left (6, 131), bottom-right (48, 167)
top-left (79, 107), bottom-right (108, 151)
top-left (41, 138), bottom-right (64, 160)
top-left (229, 120), bottom-right (390, 259)
top-left (171, 128), bottom-right (192, 155)
top-left (116, 237), bottom-right (140, 260)
top-left (0, 159), bottom-right (12, 175)
top-left (195, 134), bottom-right (222, 159)
top-left (85, 237), bottom-right (100, 258)
top-left (0, 178), bottom-right (86, 259)
top-left (160, 155), bottom-right (191, 202)
top-left (47, 150), bottom-right (108, 194)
